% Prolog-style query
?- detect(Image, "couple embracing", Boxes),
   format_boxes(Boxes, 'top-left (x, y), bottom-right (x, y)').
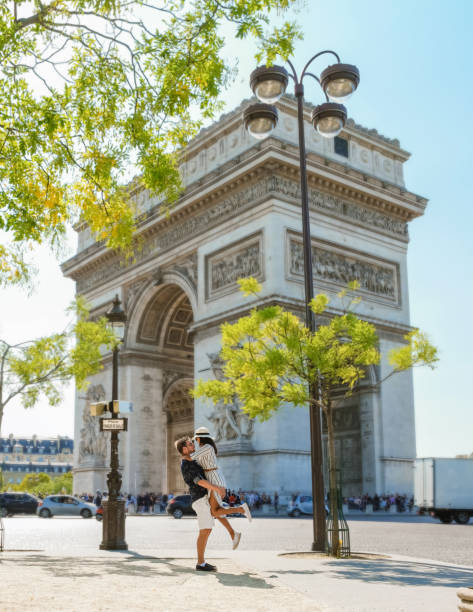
top-left (175, 426), bottom-right (252, 572)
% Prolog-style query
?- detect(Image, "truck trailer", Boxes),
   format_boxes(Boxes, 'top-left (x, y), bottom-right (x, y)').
top-left (415, 458), bottom-right (473, 524)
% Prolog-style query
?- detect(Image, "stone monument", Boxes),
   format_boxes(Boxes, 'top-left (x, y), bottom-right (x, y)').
top-left (62, 95), bottom-right (427, 498)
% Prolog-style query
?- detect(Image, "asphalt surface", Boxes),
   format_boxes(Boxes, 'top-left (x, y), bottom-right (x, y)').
top-left (2, 513), bottom-right (473, 566)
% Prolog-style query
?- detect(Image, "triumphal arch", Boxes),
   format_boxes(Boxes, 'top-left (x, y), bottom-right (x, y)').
top-left (62, 95), bottom-right (427, 498)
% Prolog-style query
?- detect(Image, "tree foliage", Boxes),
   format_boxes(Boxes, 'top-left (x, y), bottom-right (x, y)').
top-left (195, 277), bottom-right (438, 419)
top-left (0, 0), bottom-right (301, 285)
top-left (194, 277), bottom-right (438, 555)
top-left (9, 470), bottom-right (73, 495)
top-left (0, 296), bottom-right (117, 432)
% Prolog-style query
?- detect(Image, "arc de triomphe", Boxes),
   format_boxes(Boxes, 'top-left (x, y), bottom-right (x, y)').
top-left (62, 95), bottom-right (427, 498)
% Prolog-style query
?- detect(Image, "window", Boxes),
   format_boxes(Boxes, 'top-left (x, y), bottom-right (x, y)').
top-left (334, 136), bottom-right (349, 158)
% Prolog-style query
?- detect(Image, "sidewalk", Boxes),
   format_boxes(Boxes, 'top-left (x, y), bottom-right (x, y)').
top-left (1, 546), bottom-right (471, 611)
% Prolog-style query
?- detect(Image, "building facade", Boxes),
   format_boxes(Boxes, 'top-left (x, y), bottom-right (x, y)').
top-left (0, 434), bottom-right (73, 486)
top-left (62, 96), bottom-right (427, 498)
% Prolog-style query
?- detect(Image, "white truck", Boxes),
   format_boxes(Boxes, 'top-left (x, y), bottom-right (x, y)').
top-left (415, 458), bottom-right (473, 524)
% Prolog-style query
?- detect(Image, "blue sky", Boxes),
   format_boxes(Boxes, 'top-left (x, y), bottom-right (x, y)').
top-left (1, 0), bottom-right (472, 457)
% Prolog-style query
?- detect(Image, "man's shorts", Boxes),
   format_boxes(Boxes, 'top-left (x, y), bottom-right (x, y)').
top-left (192, 495), bottom-right (215, 530)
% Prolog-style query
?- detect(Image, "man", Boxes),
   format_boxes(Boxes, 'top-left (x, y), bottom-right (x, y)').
top-left (175, 436), bottom-right (226, 572)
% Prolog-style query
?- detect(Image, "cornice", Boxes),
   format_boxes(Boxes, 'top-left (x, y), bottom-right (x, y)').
top-left (62, 138), bottom-right (424, 286)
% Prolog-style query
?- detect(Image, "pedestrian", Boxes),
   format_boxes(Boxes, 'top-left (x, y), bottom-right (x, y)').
top-left (192, 427), bottom-right (252, 519)
top-left (161, 493), bottom-right (168, 513)
top-left (192, 427), bottom-right (252, 549)
top-left (274, 491), bottom-right (279, 514)
top-left (175, 436), bottom-right (227, 572)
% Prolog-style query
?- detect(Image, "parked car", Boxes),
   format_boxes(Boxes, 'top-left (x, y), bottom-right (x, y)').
top-left (287, 495), bottom-right (329, 517)
top-left (0, 492), bottom-right (39, 517)
top-left (166, 495), bottom-right (196, 519)
top-left (37, 495), bottom-right (97, 518)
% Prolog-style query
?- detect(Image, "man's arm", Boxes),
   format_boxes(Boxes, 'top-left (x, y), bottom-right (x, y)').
top-left (194, 477), bottom-right (226, 497)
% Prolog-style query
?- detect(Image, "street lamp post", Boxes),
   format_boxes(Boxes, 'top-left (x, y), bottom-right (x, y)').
top-left (100, 294), bottom-right (128, 551)
top-left (244, 53), bottom-right (360, 552)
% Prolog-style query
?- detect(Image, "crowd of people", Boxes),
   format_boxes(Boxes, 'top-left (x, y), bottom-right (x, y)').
top-left (344, 493), bottom-right (415, 512)
top-left (77, 491), bottom-right (174, 513)
top-left (76, 489), bottom-right (281, 513)
top-left (77, 490), bottom-right (414, 513)
top-left (223, 490), bottom-right (280, 512)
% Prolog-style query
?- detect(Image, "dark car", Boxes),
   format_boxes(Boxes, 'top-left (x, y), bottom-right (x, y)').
top-left (0, 492), bottom-right (39, 517)
top-left (166, 495), bottom-right (196, 519)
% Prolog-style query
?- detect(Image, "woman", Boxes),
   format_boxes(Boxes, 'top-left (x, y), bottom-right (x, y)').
top-left (191, 426), bottom-right (252, 548)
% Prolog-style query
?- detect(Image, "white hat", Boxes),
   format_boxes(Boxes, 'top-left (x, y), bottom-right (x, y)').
top-left (193, 426), bottom-right (214, 440)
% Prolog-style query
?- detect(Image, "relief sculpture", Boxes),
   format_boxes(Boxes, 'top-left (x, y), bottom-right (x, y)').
top-left (211, 243), bottom-right (261, 292)
top-left (77, 175), bottom-right (407, 294)
top-left (79, 384), bottom-right (108, 464)
top-left (290, 239), bottom-right (397, 301)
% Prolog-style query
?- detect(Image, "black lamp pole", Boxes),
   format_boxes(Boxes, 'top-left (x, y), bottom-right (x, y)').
top-left (244, 53), bottom-right (360, 552)
top-left (100, 295), bottom-right (127, 551)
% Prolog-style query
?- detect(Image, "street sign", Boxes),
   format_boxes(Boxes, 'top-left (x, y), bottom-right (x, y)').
top-left (112, 400), bottom-right (133, 414)
top-left (100, 418), bottom-right (128, 432)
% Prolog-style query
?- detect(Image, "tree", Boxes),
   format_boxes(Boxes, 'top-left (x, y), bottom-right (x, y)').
top-left (0, 0), bottom-right (301, 286)
top-left (194, 277), bottom-right (438, 556)
top-left (50, 470), bottom-right (73, 494)
top-left (16, 472), bottom-right (52, 496)
top-left (0, 297), bottom-right (117, 433)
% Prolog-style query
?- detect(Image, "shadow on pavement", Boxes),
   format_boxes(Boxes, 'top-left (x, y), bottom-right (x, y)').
top-left (5, 552), bottom-right (275, 590)
top-left (271, 559), bottom-right (473, 588)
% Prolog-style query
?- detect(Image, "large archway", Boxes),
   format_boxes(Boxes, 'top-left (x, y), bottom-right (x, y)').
top-left (164, 379), bottom-right (194, 494)
top-left (132, 282), bottom-right (195, 495)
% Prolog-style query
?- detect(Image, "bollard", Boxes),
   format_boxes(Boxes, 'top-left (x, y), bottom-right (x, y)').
top-left (0, 516), bottom-right (4, 552)
top-left (457, 587), bottom-right (473, 611)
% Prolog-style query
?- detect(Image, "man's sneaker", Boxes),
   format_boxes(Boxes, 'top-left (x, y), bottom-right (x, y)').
top-left (241, 502), bottom-right (252, 522)
top-left (196, 562), bottom-right (217, 572)
top-left (232, 531), bottom-right (241, 550)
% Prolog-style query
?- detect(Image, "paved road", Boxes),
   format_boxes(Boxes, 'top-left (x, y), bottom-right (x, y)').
top-left (2, 514), bottom-right (473, 566)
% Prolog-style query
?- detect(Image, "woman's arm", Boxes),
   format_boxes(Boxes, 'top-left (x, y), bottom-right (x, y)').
top-left (191, 444), bottom-right (213, 462)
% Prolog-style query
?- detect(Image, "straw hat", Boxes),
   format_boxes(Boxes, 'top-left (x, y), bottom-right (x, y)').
top-left (193, 426), bottom-right (214, 440)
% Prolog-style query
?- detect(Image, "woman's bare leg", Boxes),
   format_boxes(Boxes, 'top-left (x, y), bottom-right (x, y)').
top-left (209, 493), bottom-right (237, 540)
top-left (209, 492), bottom-right (243, 518)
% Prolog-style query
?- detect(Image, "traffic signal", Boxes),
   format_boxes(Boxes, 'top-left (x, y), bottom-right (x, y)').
top-left (89, 402), bottom-right (108, 416)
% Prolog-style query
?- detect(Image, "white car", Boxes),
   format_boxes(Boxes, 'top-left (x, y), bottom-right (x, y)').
top-left (287, 495), bottom-right (329, 517)
top-left (37, 495), bottom-right (97, 518)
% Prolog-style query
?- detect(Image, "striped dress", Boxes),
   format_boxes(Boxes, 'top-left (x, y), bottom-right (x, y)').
top-left (191, 444), bottom-right (226, 506)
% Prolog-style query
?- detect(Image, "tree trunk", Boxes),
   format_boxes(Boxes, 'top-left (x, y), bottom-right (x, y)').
top-left (325, 397), bottom-right (340, 557)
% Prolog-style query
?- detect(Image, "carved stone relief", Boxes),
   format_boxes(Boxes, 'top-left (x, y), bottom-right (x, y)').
top-left (288, 234), bottom-right (399, 304)
top-left (162, 370), bottom-right (187, 395)
top-left (206, 353), bottom-right (254, 443)
top-left (125, 276), bottom-right (150, 313)
top-left (79, 384), bottom-right (108, 465)
top-left (76, 176), bottom-right (407, 294)
top-left (205, 233), bottom-right (263, 300)
top-left (322, 404), bottom-right (362, 492)
top-left (164, 252), bottom-right (197, 293)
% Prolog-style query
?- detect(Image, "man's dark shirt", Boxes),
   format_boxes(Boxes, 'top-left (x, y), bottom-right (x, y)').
top-left (180, 459), bottom-right (207, 503)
